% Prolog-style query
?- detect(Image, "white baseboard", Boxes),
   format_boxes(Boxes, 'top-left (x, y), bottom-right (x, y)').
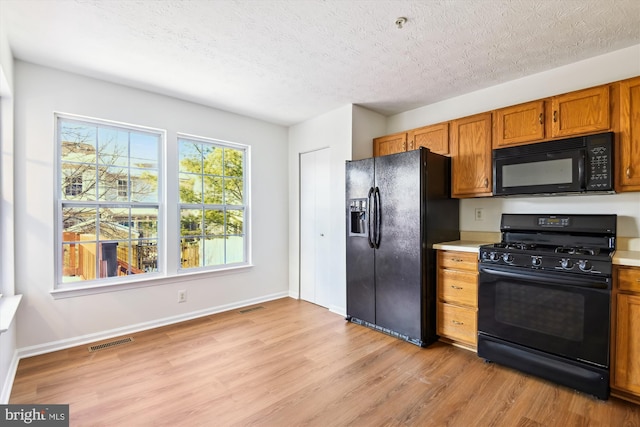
top-left (330, 305), bottom-right (346, 317)
top-left (17, 292), bottom-right (290, 360)
top-left (0, 350), bottom-right (20, 404)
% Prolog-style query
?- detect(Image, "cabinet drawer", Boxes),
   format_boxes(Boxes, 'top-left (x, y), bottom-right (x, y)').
top-left (618, 267), bottom-right (640, 293)
top-left (437, 251), bottom-right (478, 272)
top-left (438, 269), bottom-right (478, 307)
top-left (437, 302), bottom-right (477, 346)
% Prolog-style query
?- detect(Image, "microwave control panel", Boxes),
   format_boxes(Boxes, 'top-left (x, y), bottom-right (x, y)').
top-left (586, 138), bottom-right (612, 191)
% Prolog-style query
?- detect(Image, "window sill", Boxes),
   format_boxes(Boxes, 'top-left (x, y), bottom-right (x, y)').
top-left (50, 264), bottom-right (254, 299)
top-left (0, 294), bottom-right (23, 333)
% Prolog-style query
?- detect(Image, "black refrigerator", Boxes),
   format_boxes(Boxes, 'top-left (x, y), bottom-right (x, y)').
top-left (345, 148), bottom-right (459, 347)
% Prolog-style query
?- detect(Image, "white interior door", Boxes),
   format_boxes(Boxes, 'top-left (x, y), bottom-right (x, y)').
top-left (300, 148), bottom-right (331, 308)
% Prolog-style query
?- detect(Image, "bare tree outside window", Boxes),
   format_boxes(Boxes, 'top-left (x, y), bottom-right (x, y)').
top-left (58, 117), bottom-right (160, 284)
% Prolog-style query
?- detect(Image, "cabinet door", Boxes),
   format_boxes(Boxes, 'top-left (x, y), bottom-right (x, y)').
top-left (614, 293), bottom-right (640, 395)
top-left (450, 112), bottom-right (492, 198)
top-left (494, 100), bottom-right (545, 148)
top-left (550, 86), bottom-right (610, 138)
top-left (617, 77), bottom-right (640, 192)
top-left (409, 122), bottom-right (449, 155)
top-left (373, 132), bottom-right (407, 157)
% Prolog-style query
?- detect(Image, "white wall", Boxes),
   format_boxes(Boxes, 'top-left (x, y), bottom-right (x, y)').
top-left (0, 19), bottom-right (18, 403)
top-left (386, 45), bottom-right (640, 237)
top-left (288, 105), bottom-right (386, 315)
top-left (13, 61), bottom-right (289, 352)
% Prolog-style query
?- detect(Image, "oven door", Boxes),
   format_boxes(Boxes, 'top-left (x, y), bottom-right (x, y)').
top-left (478, 264), bottom-right (610, 367)
top-left (493, 149), bottom-right (585, 195)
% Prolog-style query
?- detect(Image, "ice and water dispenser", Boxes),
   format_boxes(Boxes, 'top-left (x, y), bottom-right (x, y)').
top-left (348, 198), bottom-right (368, 237)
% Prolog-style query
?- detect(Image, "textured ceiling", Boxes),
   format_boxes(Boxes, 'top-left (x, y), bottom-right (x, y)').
top-left (2, 0), bottom-right (640, 126)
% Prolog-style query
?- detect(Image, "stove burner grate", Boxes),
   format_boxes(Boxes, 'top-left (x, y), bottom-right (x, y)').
top-left (554, 246), bottom-right (600, 256)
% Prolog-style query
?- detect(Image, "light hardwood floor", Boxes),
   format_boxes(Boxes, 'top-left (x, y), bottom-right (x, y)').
top-left (10, 298), bottom-right (640, 426)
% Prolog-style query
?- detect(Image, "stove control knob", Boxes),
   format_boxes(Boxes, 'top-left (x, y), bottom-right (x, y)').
top-left (489, 252), bottom-right (499, 261)
top-left (578, 260), bottom-right (593, 271)
top-left (502, 253), bottom-right (514, 263)
top-left (531, 256), bottom-right (542, 267)
top-left (560, 258), bottom-right (574, 269)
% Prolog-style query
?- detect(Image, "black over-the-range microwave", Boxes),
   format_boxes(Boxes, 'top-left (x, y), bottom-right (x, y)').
top-left (493, 132), bottom-right (614, 196)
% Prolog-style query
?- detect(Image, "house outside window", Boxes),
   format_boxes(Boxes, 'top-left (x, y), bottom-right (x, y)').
top-left (178, 136), bottom-right (248, 270)
top-left (57, 115), bottom-right (161, 285)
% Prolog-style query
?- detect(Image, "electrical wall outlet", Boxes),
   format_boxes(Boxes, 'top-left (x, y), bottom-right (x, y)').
top-left (475, 208), bottom-right (484, 221)
top-left (178, 290), bottom-right (187, 303)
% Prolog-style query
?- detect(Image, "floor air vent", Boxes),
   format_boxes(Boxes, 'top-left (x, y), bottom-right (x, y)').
top-left (239, 306), bottom-right (265, 314)
top-left (88, 337), bottom-right (134, 352)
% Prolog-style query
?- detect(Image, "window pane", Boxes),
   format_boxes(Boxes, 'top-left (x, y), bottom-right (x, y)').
top-left (98, 127), bottom-right (129, 166)
top-left (179, 141), bottom-right (202, 174)
top-left (224, 177), bottom-right (243, 205)
top-left (226, 236), bottom-right (244, 264)
top-left (181, 208), bottom-right (202, 236)
top-left (203, 175), bottom-right (223, 204)
top-left (202, 145), bottom-right (222, 175)
top-left (179, 173), bottom-right (201, 203)
top-left (203, 236), bottom-right (225, 266)
top-left (136, 240), bottom-right (158, 273)
top-left (227, 209), bottom-right (243, 235)
top-left (98, 166), bottom-right (128, 201)
top-left (131, 133), bottom-right (159, 169)
top-left (204, 209), bottom-right (224, 235)
top-left (60, 121), bottom-right (97, 164)
top-left (99, 241), bottom-right (120, 278)
top-left (61, 242), bottom-right (97, 282)
top-left (132, 208), bottom-right (158, 239)
top-left (62, 163), bottom-right (96, 200)
top-left (181, 238), bottom-right (202, 268)
top-left (224, 148), bottom-right (243, 177)
top-left (62, 207), bottom-right (97, 238)
top-left (99, 207), bottom-right (130, 240)
top-left (130, 168), bottom-right (158, 203)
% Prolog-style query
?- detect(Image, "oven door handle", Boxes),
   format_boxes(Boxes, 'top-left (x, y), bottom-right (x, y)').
top-left (479, 266), bottom-right (610, 289)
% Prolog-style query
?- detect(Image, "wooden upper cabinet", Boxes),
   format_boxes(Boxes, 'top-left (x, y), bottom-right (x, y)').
top-left (493, 100), bottom-right (545, 148)
top-left (450, 112), bottom-right (493, 198)
top-left (617, 76), bottom-right (640, 192)
top-left (373, 132), bottom-right (407, 157)
top-left (550, 85), bottom-right (610, 138)
top-left (409, 122), bottom-right (449, 155)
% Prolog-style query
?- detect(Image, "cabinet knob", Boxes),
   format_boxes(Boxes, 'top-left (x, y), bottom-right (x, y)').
top-left (627, 167), bottom-right (632, 179)
top-left (483, 178), bottom-right (489, 188)
top-left (553, 110), bottom-right (558, 122)
top-left (538, 113), bottom-right (543, 125)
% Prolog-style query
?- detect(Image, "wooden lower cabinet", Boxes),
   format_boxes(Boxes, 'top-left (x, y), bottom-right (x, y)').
top-left (436, 250), bottom-right (478, 349)
top-left (611, 265), bottom-right (640, 405)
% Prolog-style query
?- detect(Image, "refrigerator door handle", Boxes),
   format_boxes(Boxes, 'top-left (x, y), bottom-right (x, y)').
top-left (367, 187), bottom-right (375, 248)
top-left (374, 187), bottom-right (381, 248)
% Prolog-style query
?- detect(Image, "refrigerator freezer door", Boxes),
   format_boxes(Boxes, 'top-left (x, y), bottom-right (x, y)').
top-left (346, 158), bottom-right (376, 324)
top-left (374, 150), bottom-right (424, 341)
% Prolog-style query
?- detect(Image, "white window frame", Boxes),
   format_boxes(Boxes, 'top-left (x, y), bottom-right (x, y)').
top-left (177, 133), bottom-right (250, 273)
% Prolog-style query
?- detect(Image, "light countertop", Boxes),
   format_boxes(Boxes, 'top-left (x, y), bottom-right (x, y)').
top-left (433, 241), bottom-right (640, 268)
top-left (432, 240), bottom-right (490, 253)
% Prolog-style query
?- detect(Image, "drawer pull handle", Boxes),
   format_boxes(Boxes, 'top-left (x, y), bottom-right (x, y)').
top-left (450, 285), bottom-right (463, 290)
top-left (553, 110), bottom-right (558, 122)
top-left (451, 258), bottom-right (464, 262)
top-left (627, 167), bottom-right (632, 179)
top-left (538, 113), bottom-right (543, 124)
top-left (452, 320), bottom-right (464, 326)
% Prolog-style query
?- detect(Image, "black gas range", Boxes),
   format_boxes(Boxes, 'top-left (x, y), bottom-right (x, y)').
top-left (479, 216), bottom-right (616, 278)
top-left (477, 214), bottom-right (616, 400)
